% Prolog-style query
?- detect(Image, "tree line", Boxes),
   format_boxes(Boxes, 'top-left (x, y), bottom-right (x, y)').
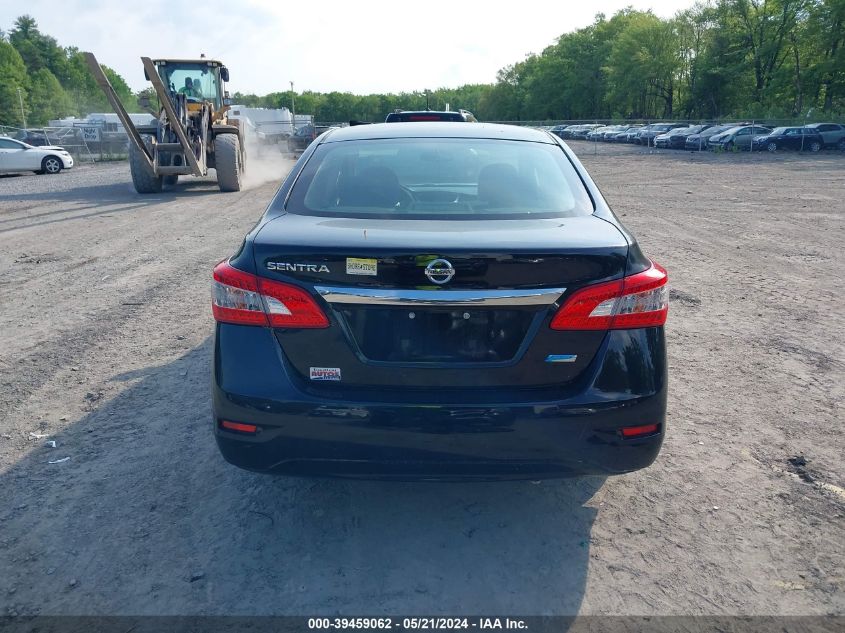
top-left (2, 2), bottom-right (842, 130)
top-left (0, 16), bottom-right (137, 127)
top-left (481, 0), bottom-right (844, 122)
top-left (184, 0), bottom-right (845, 123)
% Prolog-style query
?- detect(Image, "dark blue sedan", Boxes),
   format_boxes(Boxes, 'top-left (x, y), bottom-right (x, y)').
top-left (211, 123), bottom-right (668, 479)
top-left (752, 127), bottom-right (824, 152)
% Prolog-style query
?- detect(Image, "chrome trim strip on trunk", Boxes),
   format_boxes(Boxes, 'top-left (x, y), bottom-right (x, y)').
top-left (315, 286), bottom-right (567, 306)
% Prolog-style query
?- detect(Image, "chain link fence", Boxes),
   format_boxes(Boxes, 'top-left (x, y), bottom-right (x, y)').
top-left (0, 123), bottom-right (131, 163)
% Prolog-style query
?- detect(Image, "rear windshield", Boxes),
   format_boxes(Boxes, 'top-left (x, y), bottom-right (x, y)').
top-left (285, 138), bottom-right (594, 220)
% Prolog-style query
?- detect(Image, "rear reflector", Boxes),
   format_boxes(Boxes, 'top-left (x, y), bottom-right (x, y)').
top-left (620, 423), bottom-right (660, 438)
top-left (550, 262), bottom-right (668, 330)
top-left (212, 261), bottom-right (329, 328)
top-left (220, 420), bottom-right (259, 434)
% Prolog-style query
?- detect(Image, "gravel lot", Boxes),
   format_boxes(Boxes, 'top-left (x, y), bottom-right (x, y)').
top-left (0, 143), bottom-right (843, 617)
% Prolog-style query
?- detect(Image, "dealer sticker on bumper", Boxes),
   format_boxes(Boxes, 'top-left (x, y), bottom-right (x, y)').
top-left (310, 367), bottom-right (341, 381)
top-left (346, 257), bottom-right (377, 276)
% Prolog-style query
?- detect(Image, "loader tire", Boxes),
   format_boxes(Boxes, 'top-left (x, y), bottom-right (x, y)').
top-left (129, 139), bottom-right (162, 194)
top-left (216, 134), bottom-right (242, 192)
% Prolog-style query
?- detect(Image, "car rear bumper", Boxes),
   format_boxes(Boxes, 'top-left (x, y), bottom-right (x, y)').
top-left (212, 324), bottom-right (667, 480)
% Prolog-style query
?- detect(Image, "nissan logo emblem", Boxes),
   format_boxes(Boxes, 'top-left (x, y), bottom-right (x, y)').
top-left (424, 258), bottom-right (455, 285)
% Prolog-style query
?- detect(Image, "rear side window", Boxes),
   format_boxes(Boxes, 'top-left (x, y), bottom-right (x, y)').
top-left (285, 138), bottom-right (594, 220)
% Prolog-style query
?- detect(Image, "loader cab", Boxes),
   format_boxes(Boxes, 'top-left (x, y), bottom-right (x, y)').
top-left (150, 59), bottom-right (228, 111)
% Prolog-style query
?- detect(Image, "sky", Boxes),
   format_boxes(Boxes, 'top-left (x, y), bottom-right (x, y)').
top-left (1, 0), bottom-right (693, 96)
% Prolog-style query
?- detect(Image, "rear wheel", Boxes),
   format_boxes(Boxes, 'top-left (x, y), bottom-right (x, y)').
top-left (809, 141), bottom-right (821, 152)
top-left (129, 138), bottom-right (162, 194)
top-left (41, 156), bottom-right (62, 174)
top-left (766, 142), bottom-right (777, 152)
top-left (216, 134), bottom-right (242, 192)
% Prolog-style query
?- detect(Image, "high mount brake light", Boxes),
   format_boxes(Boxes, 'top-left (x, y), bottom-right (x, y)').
top-left (212, 261), bottom-right (329, 328)
top-left (550, 262), bottom-right (668, 330)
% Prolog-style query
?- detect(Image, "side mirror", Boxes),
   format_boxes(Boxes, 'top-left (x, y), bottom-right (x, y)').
top-left (223, 97), bottom-right (232, 106)
top-left (220, 67), bottom-right (229, 83)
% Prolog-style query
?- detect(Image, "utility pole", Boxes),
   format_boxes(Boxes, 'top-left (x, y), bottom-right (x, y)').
top-left (290, 81), bottom-right (296, 133)
top-left (424, 89), bottom-right (430, 111)
top-left (16, 87), bottom-right (27, 130)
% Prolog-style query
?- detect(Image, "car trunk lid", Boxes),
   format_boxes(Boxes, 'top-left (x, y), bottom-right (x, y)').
top-left (253, 214), bottom-right (628, 390)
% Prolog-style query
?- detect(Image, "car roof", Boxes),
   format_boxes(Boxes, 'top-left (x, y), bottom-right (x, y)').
top-left (321, 122), bottom-right (557, 144)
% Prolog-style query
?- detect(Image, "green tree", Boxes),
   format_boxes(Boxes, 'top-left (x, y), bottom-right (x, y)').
top-left (28, 67), bottom-right (74, 125)
top-left (806, 0), bottom-right (845, 111)
top-left (9, 15), bottom-right (71, 84)
top-left (724, 0), bottom-right (810, 105)
top-left (606, 12), bottom-right (682, 118)
top-left (0, 38), bottom-right (29, 126)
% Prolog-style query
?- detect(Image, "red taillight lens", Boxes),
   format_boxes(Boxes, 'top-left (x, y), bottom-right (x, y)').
top-left (212, 261), bottom-right (329, 328)
top-left (550, 262), bottom-right (668, 330)
top-left (220, 420), bottom-right (259, 434)
top-left (212, 262), bottom-right (267, 326)
top-left (620, 423), bottom-right (660, 438)
top-left (260, 277), bottom-right (330, 328)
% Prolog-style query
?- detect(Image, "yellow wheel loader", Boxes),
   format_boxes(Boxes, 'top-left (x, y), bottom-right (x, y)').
top-left (84, 53), bottom-right (245, 193)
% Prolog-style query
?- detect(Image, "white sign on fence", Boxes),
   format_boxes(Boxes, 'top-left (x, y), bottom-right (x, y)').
top-left (81, 127), bottom-right (101, 142)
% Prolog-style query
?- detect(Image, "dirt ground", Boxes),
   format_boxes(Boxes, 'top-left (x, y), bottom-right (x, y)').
top-left (0, 142), bottom-right (842, 617)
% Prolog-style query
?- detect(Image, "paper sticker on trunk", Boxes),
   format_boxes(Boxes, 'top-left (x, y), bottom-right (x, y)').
top-left (346, 258), bottom-right (377, 276)
top-left (310, 367), bottom-right (341, 381)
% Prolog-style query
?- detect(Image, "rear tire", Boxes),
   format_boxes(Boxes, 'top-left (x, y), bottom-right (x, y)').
top-left (767, 142), bottom-right (777, 152)
top-left (216, 134), bottom-right (242, 192)
top-left (164, 175), bottom-right (179, 186)
top-left (129, 139), bottom-right (162, 194)
top-left (41, 156), bottom-right (62, 174)
top-left (809, 141), bottom-right (821, 152)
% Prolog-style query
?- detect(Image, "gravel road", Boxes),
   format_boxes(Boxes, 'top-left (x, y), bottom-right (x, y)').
top-left (0, 145), bottom-right (842, 617)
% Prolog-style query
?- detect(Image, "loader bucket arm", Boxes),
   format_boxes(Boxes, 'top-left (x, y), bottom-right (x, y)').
top-left (140, 57), bottom-right (203, 177)
top-left (83, 52), bottom-right (154, 171)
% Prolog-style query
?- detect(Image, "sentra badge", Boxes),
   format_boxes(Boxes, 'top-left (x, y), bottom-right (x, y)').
top-left (267, 262), bottom-right (330, 273)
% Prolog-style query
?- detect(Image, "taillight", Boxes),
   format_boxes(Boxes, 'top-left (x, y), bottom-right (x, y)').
top-left (212, 261), bottom-right (329, 328)
top-left (550, 262), bottom-right (668, 330)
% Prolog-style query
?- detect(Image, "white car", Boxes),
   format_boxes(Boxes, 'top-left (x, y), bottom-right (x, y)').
top-left (0, 137), bottom-right (74, 175)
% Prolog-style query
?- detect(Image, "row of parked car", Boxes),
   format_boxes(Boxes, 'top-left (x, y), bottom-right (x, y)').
top-left (547, 122), bottom-right (845, 152)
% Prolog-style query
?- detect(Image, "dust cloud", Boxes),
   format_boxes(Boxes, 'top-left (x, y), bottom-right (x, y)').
top-left (241, 138), bottom-right (296, 190)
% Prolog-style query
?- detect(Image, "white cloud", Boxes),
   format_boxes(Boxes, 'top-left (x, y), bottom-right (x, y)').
top-left (2, 0), bottom-right (690, 95)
